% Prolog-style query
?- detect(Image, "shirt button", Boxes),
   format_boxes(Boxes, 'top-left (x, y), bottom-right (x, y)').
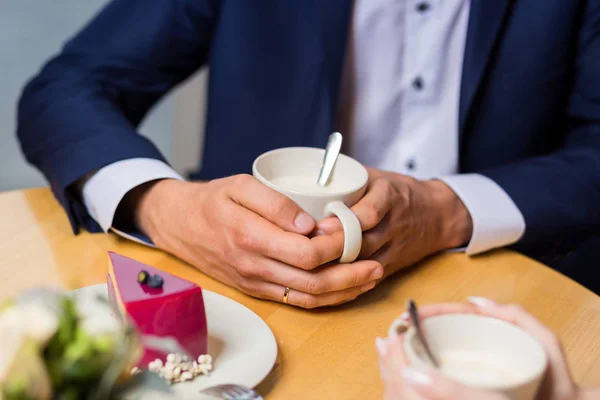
top-left (416, 2), bottom-right (431, 13)
top-left (406, 159), bottom-right (416, 171)
top-left (412, 76), bottom-right (424, 91)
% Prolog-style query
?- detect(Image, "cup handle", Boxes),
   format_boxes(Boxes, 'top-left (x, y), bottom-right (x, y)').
top-left (324, 201), bottom-right (362, 263)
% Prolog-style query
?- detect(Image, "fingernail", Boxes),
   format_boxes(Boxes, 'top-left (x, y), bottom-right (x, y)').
top-left (294, 212), bottom-right (314, 232)
top-left (390, 321), bottom-right (409, 337)
top-left (375, 337), bottom-right (387, 357)
top-left (468, 296), bottom-right (496, 308)
top-left (360, 281), bottom-right (377, 292)
top-left (398, 311), bottom-right (410, 321)
top-left (369, 266), bottom-right (384, 280)
top-left (401, 367), bottom-right (432, 386)
top-left (315, 229), bottom-right (326, 236)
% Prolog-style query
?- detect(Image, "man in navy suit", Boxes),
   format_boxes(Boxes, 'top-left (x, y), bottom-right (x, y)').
top-left (17, 1), bottom-right (600, 302)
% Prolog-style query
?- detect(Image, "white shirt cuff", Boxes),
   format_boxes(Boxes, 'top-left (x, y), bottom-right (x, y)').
top-left (82, 158), bottom-right (183, 233)
top-left (437, 173), bottom-right (526, 255)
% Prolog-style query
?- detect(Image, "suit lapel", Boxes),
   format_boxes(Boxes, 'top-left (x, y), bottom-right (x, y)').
top-left (459, 0), bottom-right (513, 134)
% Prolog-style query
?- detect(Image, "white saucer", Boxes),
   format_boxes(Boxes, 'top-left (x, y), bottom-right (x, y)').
top-left (71, 284), bottom-right (277, 399)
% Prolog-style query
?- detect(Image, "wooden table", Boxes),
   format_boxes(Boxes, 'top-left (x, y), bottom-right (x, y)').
top-left (1, 188), bottom-right (599, 399)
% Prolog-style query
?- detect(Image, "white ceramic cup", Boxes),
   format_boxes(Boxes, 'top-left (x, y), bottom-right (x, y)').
top-left (252, 147), bottom-right (368, 263)
top-left (394, 313), bottom-right (548, 400)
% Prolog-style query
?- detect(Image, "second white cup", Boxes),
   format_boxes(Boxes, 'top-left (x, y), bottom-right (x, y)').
top-left (395, 313), bottom-right (548, 400)
top-left (252, 147), bottom-right (368, 263)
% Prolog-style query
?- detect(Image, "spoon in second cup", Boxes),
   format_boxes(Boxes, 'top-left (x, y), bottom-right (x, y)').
top-left (407, 299), bottom-right (440, 368)
top-left (317, 132), bottom-right (343, 187)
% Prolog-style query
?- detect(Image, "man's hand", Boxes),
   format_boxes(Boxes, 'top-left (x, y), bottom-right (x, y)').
top-left (316, 168), bottom-right (473, 279)
top-left (130, 176), bottom-right (384, 308)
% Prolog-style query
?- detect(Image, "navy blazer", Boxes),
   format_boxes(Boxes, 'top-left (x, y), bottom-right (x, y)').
top-left (16, 0), bottom-right (600, 259)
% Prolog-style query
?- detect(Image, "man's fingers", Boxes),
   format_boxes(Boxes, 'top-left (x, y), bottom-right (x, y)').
top-left (237, 256), bottom-right (383, 294)
top-left (284, 259), bottom-right (383, 294)
top-left (229, 205), bottom-right (344, 269)
top-left (228, 174), bottom-right (315, 234)
top-left (239, 279), bottom-right (377, 308)
top-left (315, 216), bottom-right (341, 235)
top-left (366, 166), bottom-right (386, 179)
top-left (286, 282), bottom-right (376, 308)
top-left (352, 178), bottom-right (394, 230)
top-left (317, 178), bottom-right (394, 234)
top-left (270, 229), bottom-right (346, 270)
top-left (359, 218), bottom-right (391, 258)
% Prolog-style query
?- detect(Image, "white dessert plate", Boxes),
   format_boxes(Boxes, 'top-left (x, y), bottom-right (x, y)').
top-left (71, 284), bottom-right (278, 399)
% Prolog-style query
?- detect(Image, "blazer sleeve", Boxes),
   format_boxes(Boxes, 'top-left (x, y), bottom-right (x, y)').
top-left (480, 3), bottom-right (600, 254)
top-left (16, 0), bottom-right (220, 234)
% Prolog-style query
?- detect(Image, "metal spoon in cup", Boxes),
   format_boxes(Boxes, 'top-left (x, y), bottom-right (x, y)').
top-left (317, 132), bottom-right (343, 187)
top-left (407, 299), bottom-right (440, 368)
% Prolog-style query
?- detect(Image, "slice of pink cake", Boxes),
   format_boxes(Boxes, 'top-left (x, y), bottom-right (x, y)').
top-left (106, 252), bottom-right (208, 367)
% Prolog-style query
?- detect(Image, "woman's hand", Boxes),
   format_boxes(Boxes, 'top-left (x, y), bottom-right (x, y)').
top-left (376, 298), bottom-right (598, 400)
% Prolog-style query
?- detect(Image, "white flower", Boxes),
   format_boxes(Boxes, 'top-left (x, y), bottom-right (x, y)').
top-left (198, 365), bottom-right (209, 375)
top-left (162, 369), bottom-right (173, 381)
top-left (151, 352), bottom-right (214, 384)
top-left (175, 354), bottom-right (183, 364)
top-left (181, 371), bottom-right (193, 381)
top-left (172, 367), bottom-right (181, 378)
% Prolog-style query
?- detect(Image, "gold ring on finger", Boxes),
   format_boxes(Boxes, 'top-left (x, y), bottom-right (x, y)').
top-left (282, 287), bottom-right (290, 304)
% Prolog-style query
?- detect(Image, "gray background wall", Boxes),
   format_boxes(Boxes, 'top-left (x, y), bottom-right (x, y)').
top-left (0, 0), bottom-right (207, 191)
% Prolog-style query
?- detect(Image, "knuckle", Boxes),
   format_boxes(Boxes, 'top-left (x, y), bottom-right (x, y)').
top-left (296, 246), bottom-right (320, 270)
top-left (360, 234), bottom-right (380, 258)
top-left (204, 178), bottom-right (219, 191)
top-left (233, 173), bottom-right (254, 188)
top-left (383, 178), bottom-right (397, 196)
top-left (255, 264), bottom-right (273, 281)
top-left (232, 228), bottom-right (260, 251)
top-left (205, 179), bottom-right (228, 198)
top-left (303, 277), bottom-right (325, 294)
top-left (349, 271), bottom-right (363, 288)
top-left (236, 259), bottom-right (259, 279)
top-left (237, 173), bottom-right (254, 183)
top-left (379, 178), bottom-right (392, 191)
top-left (298, 295), bottom-right (319, 309)
top-left (363, 207), bottom-right (382, 228)
top-left (269, 195), bottom-right (293, 218)
top-left (236, 276), bottom-right (255, 293)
